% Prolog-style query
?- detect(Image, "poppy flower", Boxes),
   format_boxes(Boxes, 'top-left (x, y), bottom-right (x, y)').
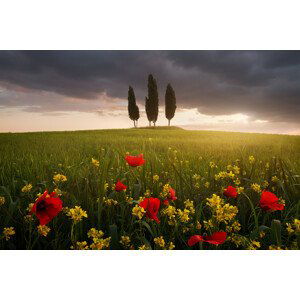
top-left (187, 235), bottom-right (204, 246)
top-left (188, 231), bottom-right (227, 247)
top-left (115, 180), bottom-right (127, 192)
top-left (259, 190), bottom-right (284, 212)
top-left (31, 190), bottom-right (63, 225)
top-left (163, 188), bottom-right (177, 205)
top-left (223, 186), bottom-right (238, 198)
top-left (139, 197), bottom-right (160, 223)
top-left (125, 154), bottom-right (145, 167)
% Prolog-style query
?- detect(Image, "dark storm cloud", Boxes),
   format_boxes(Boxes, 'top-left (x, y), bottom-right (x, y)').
top-left (0, 50), bottom-right (299, 123)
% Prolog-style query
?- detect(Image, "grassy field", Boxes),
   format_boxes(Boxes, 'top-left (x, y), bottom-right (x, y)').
top-left (0, 127), bottom-right (299, 250)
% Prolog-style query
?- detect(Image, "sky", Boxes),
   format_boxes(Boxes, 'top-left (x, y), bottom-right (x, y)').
top-left (0, 50), bottom-right (299, 134)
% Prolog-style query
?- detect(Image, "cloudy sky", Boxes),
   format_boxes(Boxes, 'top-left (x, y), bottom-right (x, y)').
top-left (0, 50), bottom-right (299, 134)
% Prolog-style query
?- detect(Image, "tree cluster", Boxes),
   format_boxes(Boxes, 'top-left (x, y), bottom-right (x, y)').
top-left (127, 74), bottom-right (177, 127)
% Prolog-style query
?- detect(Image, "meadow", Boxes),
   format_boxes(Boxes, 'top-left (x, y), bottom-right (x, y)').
top-left (0, 127), bottom-right (299, 250)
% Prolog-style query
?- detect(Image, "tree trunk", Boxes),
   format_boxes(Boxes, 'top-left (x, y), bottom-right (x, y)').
top-left (133, 120), bottom-right (136, 127)
top-left (136, 120), bottom-right (138, 127)
top-left (153, 122), bottom-right (156, 127)
top-left (149, 121), bottom-right (151, 127)
top-left (168, 119), bottom-right (170, 126)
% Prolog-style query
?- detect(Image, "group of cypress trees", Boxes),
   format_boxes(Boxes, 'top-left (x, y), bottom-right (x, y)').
top-left (127, 74), bottom-right (177, 127)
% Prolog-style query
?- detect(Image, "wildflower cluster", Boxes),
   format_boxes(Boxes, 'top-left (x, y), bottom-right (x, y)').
top-left (0, 150), bottom-right (298, 250)
top-left (53, 174), bottom-right (67, 183)
top-left (37, 225), bottom-right (51, 237)
top-left (67, 206), bottom-right (88, 223)
top-left (206, 194), bottom-right (238, 234)
top-left (21, 183), bottom-right (33, 193)
top-left (2, 227), bottom-right (15, 241)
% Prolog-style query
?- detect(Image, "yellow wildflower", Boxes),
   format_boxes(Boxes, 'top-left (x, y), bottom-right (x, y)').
top-left (262, 180), bottom-right (269, 189)
top-left (192, 174), bottom-right (201, 181)
top-left (87, 228), bottom-right (104, 239)
top-left (153, 175), bottom-right (159, 181)
top-left (132, 205), bottom-right (145, 220)
top-left (144, 189), bottom-right (151, 197)
top-left (24, 214), bottom-right (34, 222)
top-left (259, 231), bottom-right (266, 239)
top-left (184, 199), bottom-right (195, 214)
top-left (209, 161), bottom-right (216, 169)
top-left (104, 198), bottom-right (118, 206)
top-left (104, 182), bottom-right (109, 191)
top-left (67, 206), bottom-right (88, 223)
top-left (177, 209), bottom-right (190, 223)
top-left (21, 183), bottom-right (33, 193)
top-left (91, 158), bottom-right (100, 167)
top-left (286, 219), bottom-right (300, 234)
top-left (120, 235), bottom-right (131, 247)
top-left (203, 219), bottom-right (214, 230)
top-left (204, 182), bottom-right (210, 188)
top-left (207, 194), bottom-right (238, 224)
top-left (249, 155), bottom-right (255, 164)
top-left (294, 219), bottom-right (300, 233)
top-left (206, 194), bottom-right (223, 208)
top-left (3, 227), bottom-right (15, 241)
top-left (53, 187), bottom-right (62, 196)
top-left (168, 242), bottom-right (175, 250)
top-left (226, 221), bottom-right (241, 233)
top-left (233, 165), bottom-right (240, 174)
top-left (125, 196), bottom-right (133, 204)
top-left (90, 237), bottom-right (111, 250)
top-left (162, 205), bottom-right (176, 218)
top-left (53, 174), bottom-right (67, 183)
top-left (251, 183), bottom-right (261, 193)
top-left (37, 225), bottom-right (51, 237)
top-left (247, 240), bottom-right (261, 250)
top-left (215, 204), bottom-right (238, 223)
top-left (237, 186), bottom-right (244, 194)
top-left (138, 244), bottom-right (150, 250)
top-left (154, 236), bottom-right (165, 248)
top-left (72, 241), bottom-right (89, 250)
top-left (228, 234), bottom-right (247, 247)
top-left (161, 183), bottom-right (171, 198)
top-left (234, 178), bottom-right (241, 186)
top-left (271, 176), bottom-right (279, 183)
top-left (0, 196), bottom-right (5, 206)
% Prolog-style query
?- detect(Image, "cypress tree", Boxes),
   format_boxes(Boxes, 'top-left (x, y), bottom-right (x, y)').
top-left (133, 103), bottom-right (140, 127)
top-left (145, 96), bottom-right (152, 126)
top-left (127, 86), bottom-right (139, 127)
top-left (146, 74), bottom-right (159, 126)
top-left (165, 83), bottom-right (177, 126)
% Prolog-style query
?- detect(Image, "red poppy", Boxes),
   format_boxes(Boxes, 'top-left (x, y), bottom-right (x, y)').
top-left (115, 180), bottom-right (127, 192)
top-left (125, 154), bottom-right (145, 167)
top-left (223, 186), bottom-right (238, 198)
top-left (163, 188), bottom-right (177, 205)
top-left (187, 235), bottom-right (204, 246)
top-left (203, 232), bottom-right (227, 245)
top-left (139, 197), bottom-right (160, 223)
top-left (259, 190), bottom-right (284, 212)
top-left (188, 231), bottom-right (227, 247)
top-left (31, 190), bottom-right (63, 225)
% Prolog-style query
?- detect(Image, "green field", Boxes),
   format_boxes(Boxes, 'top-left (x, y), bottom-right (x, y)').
top-left (0, 127), bottom-right (299, 250)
